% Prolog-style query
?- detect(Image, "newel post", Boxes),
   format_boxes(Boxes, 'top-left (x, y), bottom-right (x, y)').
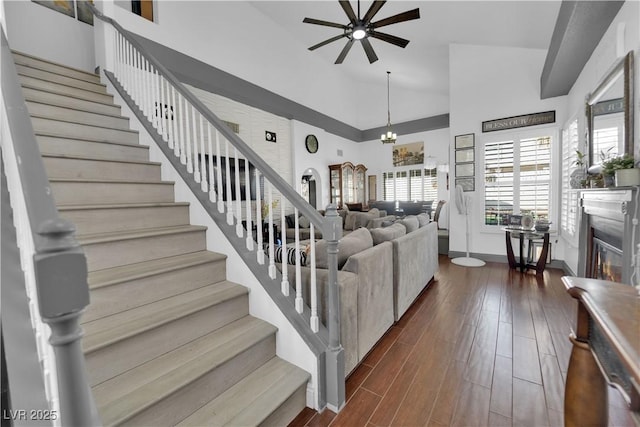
top-left (34, 219), bottom-right (99, 426)
top-left (322, 204), bottom-right (345, 411)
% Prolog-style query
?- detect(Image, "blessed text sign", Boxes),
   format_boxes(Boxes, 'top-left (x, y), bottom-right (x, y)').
top-left (482, 111), bottom-right (555, 132)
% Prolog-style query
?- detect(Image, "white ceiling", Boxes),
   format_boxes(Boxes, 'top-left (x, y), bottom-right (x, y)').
top-left (249, 0), bottom-right (562, 126)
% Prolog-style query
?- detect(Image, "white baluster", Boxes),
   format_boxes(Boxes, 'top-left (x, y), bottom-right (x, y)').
top-left (192, 111), bottom-right (201, 183)
top-left (207, 124), bottom-right (216, 203)
top-left (294, 209), bottom-right (303, 313)
top-left (255, 169), bottom-right (264, 264)
top-left (234, 150), bottom-right (243, 237)
top-left (280, 198), bottom-right (289, 296)
top-left (178, 94), bottom-right (186, 164)
top-left (244, 157), bottom-right (253, 250)
top-left (267, 183), bottom-right (276, 278)
top-left (124, 41), bottom-right (131, 93)
top-left (309, 224), bottom-right (319, 332)
top-left (199, 115), bottom-right (208, 192)
top-left (165, 82), bottom-right (175, 149)
top-left (160, 75), bottom-right (168, 142)
top-left (171, 87), bottom-right (180, 158)
top-left (215, 130), bottom-right (224, 213)
top-left (225, 139), bottom-right (233, 224)
top-left (135, 50), bottom-right (142, 105)
top-left (153, 69), bottom-right (161, 131)
top-left (185, 102), bottom-right (193, 173)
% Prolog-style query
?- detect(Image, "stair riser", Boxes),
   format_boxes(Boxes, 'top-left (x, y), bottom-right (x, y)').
top-left (19, 75), bottom-right (114, 104)
top-left (81, 229), bottom-right (207, 271)
top-left (31, 117), bottom-right (138, 145)
top-left (50, 181), bottom-right (174, 205)
top-left (61, 205), bottom-right (189, 235)
top-left (122, 336), bottom-right (276, 427)
top-left (23, 87), bottom-right (121, 116)
top-left (26, 101), bottom-right (130, 130)
top-left (13, 53), bottom-right (101, 84)
top-left (86, 294), bottom-right (250, 386)
top-left (260, 385), bottom-right (307, 427)
top-left (43, 156), bottom-right (161, 182)
top-left (37, 135), bottom-right (149, 162)
top-left (85, 260), bottom-right (227, 322)
top-left (17, 64), bottom-right (106, 93)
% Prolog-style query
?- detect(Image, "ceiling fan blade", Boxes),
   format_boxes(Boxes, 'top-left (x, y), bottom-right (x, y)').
top-left (309, 34), bottom-right (348, 51)
top-left (371, 8), bottom-right (420, 29)
top-left (360, 38), bottom-right (379, 63)
top-left (335, 39), bottom-right (355, 64)
top-left (369, 31), bottom-right (409, 48)
top-left (362, 0), bottom-right (386, 23)
top-left (303, 17), bottom-right (348, 30)
top-left (339, 0), bottom-right (358, 24)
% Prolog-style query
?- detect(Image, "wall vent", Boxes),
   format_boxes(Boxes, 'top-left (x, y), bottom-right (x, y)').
top-left (337, 149), bottom-right (343, 157)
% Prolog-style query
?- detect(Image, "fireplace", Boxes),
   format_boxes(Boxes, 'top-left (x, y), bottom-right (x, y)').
top-left (579, 188), bottom-right (638, 285)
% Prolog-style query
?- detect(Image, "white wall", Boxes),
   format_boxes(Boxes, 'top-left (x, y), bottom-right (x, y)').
top-left (449, 44), bottom-right (567, 258)
top-left (560, 0), bottom-right (640, 274)
top-left (4, 0), bottom-right (95, 72)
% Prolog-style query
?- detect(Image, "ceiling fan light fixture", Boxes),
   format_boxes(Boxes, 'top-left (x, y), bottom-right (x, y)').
top-left (352, 26), bottom-right (366, 40)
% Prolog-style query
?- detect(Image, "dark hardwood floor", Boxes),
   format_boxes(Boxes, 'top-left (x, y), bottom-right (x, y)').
top-left (290, 255), bottom-right (635, 427)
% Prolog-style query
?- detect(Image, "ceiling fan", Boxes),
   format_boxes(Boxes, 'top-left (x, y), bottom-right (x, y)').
top-left (303, 0), bottom-right (420, 64)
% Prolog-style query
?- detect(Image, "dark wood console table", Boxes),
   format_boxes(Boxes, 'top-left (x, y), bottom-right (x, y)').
top-left (502, 227), bottom-right (550, 274)
top-left (561, 277), bottom-right (639, 426)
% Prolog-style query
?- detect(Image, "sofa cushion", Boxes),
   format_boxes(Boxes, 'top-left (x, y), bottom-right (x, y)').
top-left (417, 213), bottom-right (431, 228)
top-left (315, 227), bottom-right (373, 269)
top-left (344, 212), bottom-right (358, 230)
top-left (370, 222), bottom-right (406, 245)
top-left (368, 207), bottom-right (380, 217)
top-left (399, 215), bottom-right (419, 233)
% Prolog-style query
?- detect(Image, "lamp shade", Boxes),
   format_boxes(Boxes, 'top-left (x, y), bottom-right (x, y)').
top-left (424, 156), bottom-right (437, 170)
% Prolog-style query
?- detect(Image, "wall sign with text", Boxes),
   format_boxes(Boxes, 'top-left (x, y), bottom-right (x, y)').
top-left (482, 111), bottom-right (555, 132)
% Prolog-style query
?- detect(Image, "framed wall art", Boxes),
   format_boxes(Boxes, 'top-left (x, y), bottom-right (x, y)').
top-left (454, 133), bottom-right (475, 149)
top-left (455, 177), bottom-right (475, 192)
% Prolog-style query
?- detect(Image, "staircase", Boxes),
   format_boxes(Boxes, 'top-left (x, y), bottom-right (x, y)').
top-left (12, 50), bottom-right (310, 426)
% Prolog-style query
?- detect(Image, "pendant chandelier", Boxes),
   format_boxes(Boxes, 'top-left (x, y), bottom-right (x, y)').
top-left (381, 71), bottom-right (397, 144)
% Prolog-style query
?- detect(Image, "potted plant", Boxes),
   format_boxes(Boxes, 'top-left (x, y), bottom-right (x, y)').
top-left (602, 154), bottom-right (640, 187)
top-left (570, 150), bottom-right (588, 188)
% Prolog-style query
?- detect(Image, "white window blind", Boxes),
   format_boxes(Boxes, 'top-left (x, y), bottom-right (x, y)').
top-left (561, 120), bottom-right (578, 236)
top-left (484, 132), bottom-right (553, 226)
top-left (484, 140), bottom-right (514, 225)
top-left (382, 168), bottom-right (438, 204)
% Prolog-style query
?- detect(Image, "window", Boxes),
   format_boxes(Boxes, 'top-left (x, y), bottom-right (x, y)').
top-left (131, 0), bottom-right (154, 21)
top-left (561, 119), bottom-right (579, 236)
top-left (484, 131), bottom-right (553, 226)
top-left (382, 168), bottom-right (438, 209)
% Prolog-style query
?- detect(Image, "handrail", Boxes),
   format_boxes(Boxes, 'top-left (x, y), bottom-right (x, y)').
top-left (1, 27), bottom-right (98, 426)
top-left (89, 4), bottom-right (323, 228)
top-left (89, 3), bottom-right (345, 410)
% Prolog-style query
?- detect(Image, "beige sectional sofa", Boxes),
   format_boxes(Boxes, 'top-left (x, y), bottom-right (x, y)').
top-left (280, 213), bottom-right (438, 375)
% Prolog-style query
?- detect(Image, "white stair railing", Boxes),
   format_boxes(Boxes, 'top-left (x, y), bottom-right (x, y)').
top-left (90, 4), bottom-right (345, 411)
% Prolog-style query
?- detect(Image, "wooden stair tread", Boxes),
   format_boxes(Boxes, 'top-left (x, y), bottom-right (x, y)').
top-left (83, 281), bottom-right (248, 353)
top-left (36, 132), bottom-right (146, 149)
top-left (59, 201), bottom-right (190, 211)
top-left (41, 152), bottom-right (161, 167)
top-left (30, 113), bottom-right (138, 133)
top-left (12, 50), bottom-right (101, 82)
top-left (26, 99), bottom-right (126, 120)
top-left (17, 70), bottom-right (108, 94)
top-left (178, 357), bottom-right (310, 427)
top-left (93, 316), bottom-right (277, 426)
top-left (76, 224), bottom-right (207, 245)
top-left (23, 84), bottom-right (115, 107)
top-left (88, 250), bottom-right (225, 289)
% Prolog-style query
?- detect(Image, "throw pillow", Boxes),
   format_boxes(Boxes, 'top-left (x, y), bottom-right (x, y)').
top-left (315, 227), bottom-right (373, 269)
top-left (344, 212), bottom-right (358, 230)
top-left (285, 213), bottom-right (297, 229)
top-left (298, 215), bottom-right (311, 228)
top-left (272, 246), bottom-right (307, 266)
top-left (368, 208), bottom-right (380, 217)
top-left (417, 213), bottom-right (431, 228)
top-left (370, 223), bottom-right (406, 245)
top-left (399, 215), bottom-right (419, 233)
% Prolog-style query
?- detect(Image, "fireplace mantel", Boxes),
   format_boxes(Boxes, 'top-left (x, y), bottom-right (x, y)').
top-left (578, 187), bottom-right (638, 285)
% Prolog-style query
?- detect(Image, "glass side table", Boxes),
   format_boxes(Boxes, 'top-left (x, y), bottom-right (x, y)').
top-left (501, 227), bottom-right (550, 274)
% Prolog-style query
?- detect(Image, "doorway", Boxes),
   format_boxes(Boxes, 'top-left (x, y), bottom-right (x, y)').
top-left (301, 168), bottom-right (321, 209)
